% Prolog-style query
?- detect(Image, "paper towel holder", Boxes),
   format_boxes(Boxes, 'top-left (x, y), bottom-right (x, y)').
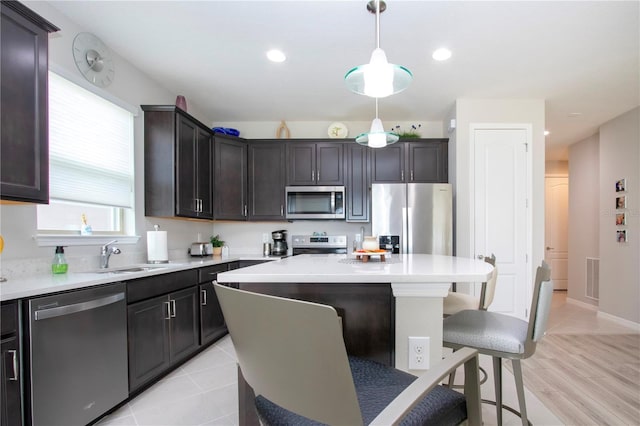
top-left (147, 224), bottom-right (170, 264)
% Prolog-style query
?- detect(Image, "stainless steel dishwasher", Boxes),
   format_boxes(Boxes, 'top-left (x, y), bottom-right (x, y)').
top-left (27, 282), bottom-right (128, 426)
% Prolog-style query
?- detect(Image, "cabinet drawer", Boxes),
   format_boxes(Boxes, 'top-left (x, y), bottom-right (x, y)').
top-left (127, 270), bottom-right (198, 304)
top-left (198, 264), bottom-right (230, 284)
top-left (0, 301), bottom-right (17, 336)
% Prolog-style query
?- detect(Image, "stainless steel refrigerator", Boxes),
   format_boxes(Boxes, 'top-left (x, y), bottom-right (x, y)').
top-left (371, 183), bottom-right (452, 254)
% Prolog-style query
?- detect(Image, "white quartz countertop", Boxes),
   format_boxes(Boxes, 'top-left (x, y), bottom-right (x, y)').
top-left (216, 253), bottom-right (493, 284)
top-left (0, 254), bottom-right (281, 301)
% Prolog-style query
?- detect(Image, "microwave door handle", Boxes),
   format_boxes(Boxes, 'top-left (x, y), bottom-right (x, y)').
top-left (331, 191), bottom-right (335, 214)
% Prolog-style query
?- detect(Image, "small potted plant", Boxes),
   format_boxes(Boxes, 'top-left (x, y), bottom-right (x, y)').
top-left (391, 123), bottom-right (422, 139)
top-left (210, 234), bottom-right (225, 256)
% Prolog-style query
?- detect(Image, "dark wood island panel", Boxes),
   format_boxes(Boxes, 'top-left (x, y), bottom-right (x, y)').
top-left (238, 282), bottom-right (395, 366)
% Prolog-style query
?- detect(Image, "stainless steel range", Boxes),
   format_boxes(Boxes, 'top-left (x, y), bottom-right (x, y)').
top-left (291, 235), bottom-right (348, 255)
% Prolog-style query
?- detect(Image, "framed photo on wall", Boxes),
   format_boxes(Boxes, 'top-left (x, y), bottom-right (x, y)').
top-left (616, 213), bottom-right (626, 226)
top-left (617, 230), bottom-right (627, 243)
top-left (616, 196), bottom-right (626, 209)
top-left (615, 178), bottom-right (626, 192)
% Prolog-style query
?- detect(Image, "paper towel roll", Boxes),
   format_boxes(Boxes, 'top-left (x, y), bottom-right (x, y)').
top-left (147, 231), bottom-right (168, 263)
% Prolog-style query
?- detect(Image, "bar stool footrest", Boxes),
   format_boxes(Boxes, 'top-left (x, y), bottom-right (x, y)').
top-left (481, 399), bottom-right (533, 426)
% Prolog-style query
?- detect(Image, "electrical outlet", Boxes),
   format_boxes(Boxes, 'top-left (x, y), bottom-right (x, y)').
top-left (408, 336), bottom-right (430, 370)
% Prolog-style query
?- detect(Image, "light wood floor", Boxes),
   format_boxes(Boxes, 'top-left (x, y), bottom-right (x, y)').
top-left (507, 294), bottom-right (640, 425)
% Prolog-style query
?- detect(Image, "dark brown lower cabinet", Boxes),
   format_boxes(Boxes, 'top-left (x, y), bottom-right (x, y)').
top-left (127, 286), bottom-right (198, 391)
top-left (1, 301), bottom-right (22, 426)
top-left (198, 264), bottom-right (230, 345)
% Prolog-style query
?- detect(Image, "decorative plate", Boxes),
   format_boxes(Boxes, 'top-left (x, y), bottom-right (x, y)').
top-left (328, 122), bottom-right (348, 139)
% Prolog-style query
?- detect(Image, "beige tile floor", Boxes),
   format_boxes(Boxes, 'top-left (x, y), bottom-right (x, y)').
top-left (97, 292), bottom-right (636, 426)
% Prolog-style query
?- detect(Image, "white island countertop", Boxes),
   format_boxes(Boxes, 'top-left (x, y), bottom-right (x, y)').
top-left (216, 253), bottom-right (493, 285)
top-left (217, 253), bottom-right (494, 372)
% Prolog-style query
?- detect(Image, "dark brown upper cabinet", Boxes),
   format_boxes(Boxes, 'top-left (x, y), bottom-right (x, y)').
top-left (406, 139), bottom-right (448, 183)
top-left (214, 135), bottom-right (248, 220)
top-left (248, 141), bottom-right (287, 221)
top-left (1, 2), bottom-right (58, 204)
top-left (345, 143), bottom-right (370, 222)
top-left (371, 139), bottom-right (448, 184)
top-left (142, 106), bottom-right (213, 220)
top-left (287, 141), bottom-right (344, 186)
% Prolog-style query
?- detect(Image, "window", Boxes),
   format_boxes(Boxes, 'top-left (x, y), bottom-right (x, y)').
top-left (37, 72), bottom-right (134, 235)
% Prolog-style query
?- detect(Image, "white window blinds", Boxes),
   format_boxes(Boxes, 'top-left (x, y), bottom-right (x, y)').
top-left (48, 72), bottom-right (134, 208)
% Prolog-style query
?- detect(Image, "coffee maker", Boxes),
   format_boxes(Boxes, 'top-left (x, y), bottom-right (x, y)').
top-left (271, 230), bottom-right (288, 256)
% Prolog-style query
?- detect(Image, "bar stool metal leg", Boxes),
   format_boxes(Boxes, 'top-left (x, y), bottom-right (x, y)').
top-left (512, 359), bottom-right (529, 426)
top-left (493, 357), bottom-right (503, 426)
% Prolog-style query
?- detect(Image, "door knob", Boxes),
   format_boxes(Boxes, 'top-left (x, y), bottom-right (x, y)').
top-left (477, 254), bottom-right (485, 260)
top-left (546, 246), bottom-right (554, 251)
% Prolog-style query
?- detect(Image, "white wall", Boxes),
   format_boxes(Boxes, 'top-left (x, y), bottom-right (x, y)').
top-left (451, 99), bottom-right (546, 293)
top-left (568, 134), bottom-right (600, 306)
top-left (598, 107), bottom-right (639, 323)
top-left (209, 121), bottom-right (443, 141)
top-left (546, 160), bottom-right (569, 176)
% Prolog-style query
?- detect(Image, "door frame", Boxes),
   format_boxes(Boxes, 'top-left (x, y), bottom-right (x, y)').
top-left (468, 123), bottom-right (534, 317)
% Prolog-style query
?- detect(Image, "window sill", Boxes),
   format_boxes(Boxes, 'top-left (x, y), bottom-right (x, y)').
top-left (36, 235), bottom-right (141, 247)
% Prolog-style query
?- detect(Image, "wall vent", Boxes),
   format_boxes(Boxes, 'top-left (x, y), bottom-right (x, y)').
top-left (585, 257), bottom-right (600, 300)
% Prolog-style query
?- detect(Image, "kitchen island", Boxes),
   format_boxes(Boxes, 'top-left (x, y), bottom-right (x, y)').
top-left (216, 253), bottom-right (493, 372)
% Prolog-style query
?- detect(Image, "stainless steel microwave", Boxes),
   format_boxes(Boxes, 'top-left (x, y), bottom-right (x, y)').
top-left (285, 186), bottom-right (345, 219)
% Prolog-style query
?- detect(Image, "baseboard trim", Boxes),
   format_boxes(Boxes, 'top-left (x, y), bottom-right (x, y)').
top-left (597, 311), bottom-right (640, 331)
top-left (566, 297), bottom-right (598, 311)
top-left (567, 297), bottom-right (640, 331)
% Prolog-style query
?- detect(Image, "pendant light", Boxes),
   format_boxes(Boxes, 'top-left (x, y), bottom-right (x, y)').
top-left (345, 0), bottom-right (412, 98)
top-left (355, 98), bottom-right (399, 148)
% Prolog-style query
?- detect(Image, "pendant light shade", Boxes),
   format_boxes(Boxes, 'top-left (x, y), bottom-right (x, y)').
top-left (345, 0), bottom-right (412, 98)
top-left (355, 99), bottom-right (399, 148)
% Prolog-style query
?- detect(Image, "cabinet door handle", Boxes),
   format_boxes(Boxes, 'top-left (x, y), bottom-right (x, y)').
top-left (411, 170), bottom-right (414, 181)
top-left (311, 170), bottom-right (315, 181)
top-left (280, 205), bottom-right (284, 216)
top-left (199, 199), bottom-right (203, 213)
top-left (8, 350), bottom-right (18, 381)
top-left (164, 301), bottom-right (171, 320)
top-left (170, 299), bottom-right (176, 318)
top-left (401, 170), bottom-right (405, 181)
top-left (317, 171), bottom-right (320, 182)
top-left (201, 289), bottom-right (207, 306)
top-left (244, 204), bottom-right (248, 217)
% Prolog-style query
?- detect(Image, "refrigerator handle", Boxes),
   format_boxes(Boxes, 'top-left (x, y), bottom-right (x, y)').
top-left (402, 207), bottom-right (409, 253)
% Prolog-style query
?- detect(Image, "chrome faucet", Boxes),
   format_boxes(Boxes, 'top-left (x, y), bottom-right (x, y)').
top-left (100, 240), bottom-right (121, 269)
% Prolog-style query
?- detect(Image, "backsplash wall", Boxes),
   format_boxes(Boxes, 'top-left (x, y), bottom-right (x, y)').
top-left (212, 221), bottom-right (371, 256)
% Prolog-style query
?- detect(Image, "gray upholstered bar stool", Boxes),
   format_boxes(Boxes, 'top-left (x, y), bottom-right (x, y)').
top-left (443, 262), bottom-right (553, 426)
top-left (444, 254), bottom-right (497, 388)
top-left (444, 254), bottom-right (497, 317)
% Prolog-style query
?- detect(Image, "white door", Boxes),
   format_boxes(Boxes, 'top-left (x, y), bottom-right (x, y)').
top-left (473, 127), bottom-right (530, 319)
top-left (545, 177), bottom-right (569, 290)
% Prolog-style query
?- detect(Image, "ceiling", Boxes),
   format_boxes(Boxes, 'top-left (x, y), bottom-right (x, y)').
top-left (48, 1), bottom-right (639, 160)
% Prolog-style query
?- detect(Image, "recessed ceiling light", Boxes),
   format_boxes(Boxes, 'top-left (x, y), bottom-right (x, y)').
top-left (432, 48), bottom-right (452, 61)
top-left (266, 49), bottom-right (286, 63)
top-left (544, 130), bottom-right (550, 136)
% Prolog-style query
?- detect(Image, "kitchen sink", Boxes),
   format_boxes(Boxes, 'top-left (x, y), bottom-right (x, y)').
top-left (109, 266), bottom-right (166, 274)
top-left (83, 265), bottom-right (170, 274)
